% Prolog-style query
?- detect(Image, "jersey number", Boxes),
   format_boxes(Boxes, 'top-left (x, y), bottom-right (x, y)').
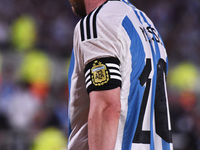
top-left (132, 58), bottom-right (172, 144)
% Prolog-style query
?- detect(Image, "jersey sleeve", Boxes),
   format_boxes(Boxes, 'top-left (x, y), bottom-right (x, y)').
top-left (84, 57), bottom-right (121, 94)
top-left (74, 4), bottom-right (128, 94)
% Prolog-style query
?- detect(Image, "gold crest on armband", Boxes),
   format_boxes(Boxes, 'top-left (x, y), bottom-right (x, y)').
top-left (91, 60), bottom-right (109, 86)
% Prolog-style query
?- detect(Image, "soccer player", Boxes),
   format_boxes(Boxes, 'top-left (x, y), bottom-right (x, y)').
top-left (67, 0), bottom-right (173, 150)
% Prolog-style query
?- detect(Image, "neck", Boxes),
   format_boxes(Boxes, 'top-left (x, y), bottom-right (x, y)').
top-left (85, 0), bottom-right (107, 14)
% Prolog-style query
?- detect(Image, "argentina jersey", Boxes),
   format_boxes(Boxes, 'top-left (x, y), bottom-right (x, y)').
top-left (68, 0), bottom-right (173, 150)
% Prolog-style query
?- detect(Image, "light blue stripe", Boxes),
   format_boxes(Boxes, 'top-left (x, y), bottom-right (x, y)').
top-left (68, 49), bottom-right (75, 138)
top-left (158, 32), bottom-right (166, 49)
top-left (162, 139), bottom-right (170, 150)
top-left (134, 9), bottom-right (142, 24)
top-left (139, 11), bottom-right (157, 150)
top-left (92, 66), bottom-right (105, 72)
top-left (166, 56), bottom-right (169, 75)
top-left (140, 12), bottom-right (161, 62)
top-left (121, 16), bottom-right (146, 150)
top-left (121, 1), bottom-right (170, 150)
top-left (139, 11), bottom-right (171, 150)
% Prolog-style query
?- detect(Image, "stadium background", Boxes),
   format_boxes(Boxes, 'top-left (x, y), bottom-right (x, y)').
top-left (0, 0), bottom-right (199, 149)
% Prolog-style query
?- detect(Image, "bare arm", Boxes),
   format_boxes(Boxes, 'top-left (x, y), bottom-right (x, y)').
top-left (88, 87), bottom-right (121, 150)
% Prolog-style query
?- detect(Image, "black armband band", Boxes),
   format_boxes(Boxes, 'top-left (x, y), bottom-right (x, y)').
top-left (84, 57), bottom-right (121, 94)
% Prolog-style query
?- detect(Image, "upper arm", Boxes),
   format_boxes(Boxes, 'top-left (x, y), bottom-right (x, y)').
top-left (89, 87), bottom-right (121, 109)
top-left (89, 87), bottom-right (121, 121)
top-left (84, 57), bottom-right (122, 115)
top-left (77, 9), bottom-right (124, 95)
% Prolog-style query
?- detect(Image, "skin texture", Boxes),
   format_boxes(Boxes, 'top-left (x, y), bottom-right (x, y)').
top-left (88, 87), bottom-right (121, 150)
top-left (84, 0), bottom-right (107, 15)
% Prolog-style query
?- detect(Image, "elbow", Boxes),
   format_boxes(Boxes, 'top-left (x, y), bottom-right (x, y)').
top-left (103, 101), bottom-right (121, 123)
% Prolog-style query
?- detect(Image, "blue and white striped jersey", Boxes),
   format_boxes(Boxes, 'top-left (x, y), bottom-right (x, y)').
top-left (68, 0), bottom-right (173, 150)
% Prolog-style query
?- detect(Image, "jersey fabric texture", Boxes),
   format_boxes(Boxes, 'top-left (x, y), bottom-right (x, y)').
top-left (68, 0), bottom-right (173, 150)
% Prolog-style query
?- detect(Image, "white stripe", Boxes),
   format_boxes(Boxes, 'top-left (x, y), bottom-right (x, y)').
top-left (142, 80), bottom-right (151, 130)
top-left (85, 75), bottom-right (91, 83)
top-left (131, 144), bottom-right (149, 150)
top-left (110, 75), bottom-right (122, 81)
top-left (109, 69), bottom-right (121, 75)
top-left (85, 69), bottom-right (90, 78)
top-left (170, 143), bottom-right (173, 150)
top-left (106, 63), bottom-right (119, 69)
top-left (153, 111), bottom-right (163, 150)
top-left (83, 18), bottom-right (87, 41)
top-left (90, 10), bottom-right (95, 39)
top-left (86, 80), bottom-right (92, 89)
top-left (163, 73), bottom-right (171, 130)
top-left (153, 110), bottom-right (162, 150)
top-left (114, 20), bottom-right (132, 150)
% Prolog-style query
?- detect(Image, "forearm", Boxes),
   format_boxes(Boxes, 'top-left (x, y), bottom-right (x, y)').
top-left (88, 105), bottom-right (120, 150)
top-left (88, 88), bottom-right (121, 150)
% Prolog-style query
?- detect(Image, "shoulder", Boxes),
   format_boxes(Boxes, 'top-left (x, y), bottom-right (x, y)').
top-left (97, 1), bottom-right (132, 27)
top-left (74, 1), bottom-right (133, 41)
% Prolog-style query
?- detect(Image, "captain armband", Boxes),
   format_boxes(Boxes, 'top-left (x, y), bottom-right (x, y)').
top-left (84, 57), bottom-right (122, 94)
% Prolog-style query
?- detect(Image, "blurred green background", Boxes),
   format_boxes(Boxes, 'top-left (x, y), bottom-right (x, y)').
top-left (0, 0), bottom-right (199, 150)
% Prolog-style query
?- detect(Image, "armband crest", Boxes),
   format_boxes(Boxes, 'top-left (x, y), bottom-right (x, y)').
top-left (84, 57), bottom-right (121, 94)
top-left (91, 60), bottom-right (109, 86)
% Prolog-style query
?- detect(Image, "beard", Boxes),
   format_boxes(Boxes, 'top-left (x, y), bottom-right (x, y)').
top-left (69, 0), bottom-right (87, 18)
